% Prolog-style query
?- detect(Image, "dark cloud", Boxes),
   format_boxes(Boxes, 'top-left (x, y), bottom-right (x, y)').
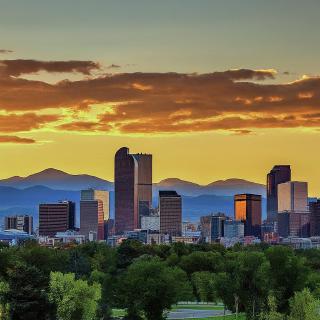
top-left (0, 113), bottom-right (60, 133)
top-left (0, 135), bottom-right (35, 144)
top-left (0, 59), bottom-right (101, 77)
top-left (0, 49), bottom-right (14, 54)
top-left (107, 64), bottom-right (121, 69)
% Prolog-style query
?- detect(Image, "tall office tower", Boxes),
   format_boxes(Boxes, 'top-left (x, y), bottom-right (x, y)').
top-left (267, 165), bottom-right (291, 222)
top-left (39, 201), bottom-right (75, 237)
top-left (234, 194), bottom-right (262, 237)
top-left (224, 220), bottom-right (245, 238)
top-left (132, 152), bottom-right (152, 223)
top-left (278, 181), bottom-right (308, 212)
top-left (200, 213), bottom-right (226, 242)
top-left (277, 181), bottom-right (310, 237)
top-left (81, 189), bottom-right (110, 239)
top-left (310, 200), bottom-right (320, 236)
top-left (4, 215), bottom-right (33, 234)
top-left (80, 200), bottom-right (104, 241)
top-left (159, 191), bottom-right (182, 237)
top-left (114, 147), bottom-right (152, 234)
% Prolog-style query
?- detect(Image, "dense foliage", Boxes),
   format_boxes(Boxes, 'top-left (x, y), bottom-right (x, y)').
top-left (0, 240), bottom-right (320, 319)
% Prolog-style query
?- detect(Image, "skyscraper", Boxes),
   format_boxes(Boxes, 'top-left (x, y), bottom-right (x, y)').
top-left (277, 181), bottom-right (310, 237)
top-left (81, 189), bottom-right (110, 239)
top-left (80, 200), bottom-right (104, 241)
top-left (114, 147), bottom-right (152, 234)
top-left (234, 194), bottom-right (262, 237)
top-left (4, 215), bottom-right (33, 234)
top-left (267, 165), bottom-right (291, 222)
top-left (39, 201), bottom-right (75, 237)
top-left (159, 191), bottom-right (182, 237)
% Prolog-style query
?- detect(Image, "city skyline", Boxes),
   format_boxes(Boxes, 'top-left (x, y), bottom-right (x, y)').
top-left (1, 1), bottom-right (320, 195)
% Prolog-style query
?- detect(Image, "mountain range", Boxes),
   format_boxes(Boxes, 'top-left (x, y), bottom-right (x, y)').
top-left (0, 168), bottom-right (267, 226)
top-left (0, 168), bottom-right (266, 196)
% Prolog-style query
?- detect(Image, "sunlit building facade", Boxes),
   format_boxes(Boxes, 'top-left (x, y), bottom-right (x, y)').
top-left (234, 194), bottom-right (262, 237)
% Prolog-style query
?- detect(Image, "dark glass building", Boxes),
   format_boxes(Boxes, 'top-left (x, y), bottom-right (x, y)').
top-left (310, 200), bottom-right (320, 236)
top-left (114, 147), bottom-right (152, 234)
top-left (159, 191), bottom-right (182, 237)
top-left (200, 213), bottom-right (226, 242)
top-left (234, 194), bottom-right (262, 237)
top-left (39, 201), bottom-right (75, 237)
top-left (267, 165), bottom-right (291, 222)
top-left (278, 211), bottom-right (310, 238)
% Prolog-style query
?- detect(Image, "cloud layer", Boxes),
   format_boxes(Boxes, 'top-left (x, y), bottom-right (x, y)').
top-left (0, 59), bottom-right (320, 142)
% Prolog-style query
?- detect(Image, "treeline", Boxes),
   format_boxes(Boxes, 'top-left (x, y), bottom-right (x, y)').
top-left (0, 240), bottom-right (320, 320)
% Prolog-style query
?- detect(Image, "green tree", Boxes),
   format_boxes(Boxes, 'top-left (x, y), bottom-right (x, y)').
top-left (118, 256), bottom-right (193, 320)
top-left (259, 296), bottom-right (284, 320)
top-left (49, 272), bottom-right (101, 320)
top-left (192, 271), bottom-right (217, 303)
top-left (180, 251), bottom-right (223, 275)
top-left (0, 280), bottom-right (9, 320)
top-left (266, 246), bottom-right (309, 313)
top-left (288, 289), bottom-right (319, 320)
top-left (6, 263), bottom-right (52, 320)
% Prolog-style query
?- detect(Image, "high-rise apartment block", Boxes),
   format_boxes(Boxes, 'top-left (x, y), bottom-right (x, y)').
top-left (39, 201), bottom-right (75, 237)
top-left (4, 215), bottom-right (33, 234)
top-left (80, 200), bottom-right (104, 241)
top-left (267, 165), bottom-right (291, 222)
top-left (114, 147), bottom-right (152, 234)
top-left (159, 191), bottom-right (182, 237)
top-left (234, 194), bottom-right (262, 237)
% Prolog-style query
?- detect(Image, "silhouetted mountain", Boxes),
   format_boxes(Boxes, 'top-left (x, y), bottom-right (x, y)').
top-left (0, 168), bottom-right (265, 197)
top-left (0, 168), bottom-right (113, 191)
top-left (0, 185), bottom-right (268, 228)
top-left (154, 178), bottom-right (266, 197)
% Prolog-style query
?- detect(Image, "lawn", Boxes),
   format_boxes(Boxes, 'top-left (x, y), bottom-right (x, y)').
top-left (172, 303), bottom-right (224, 311)
top-left (171, 315), bottom-right (245, 320)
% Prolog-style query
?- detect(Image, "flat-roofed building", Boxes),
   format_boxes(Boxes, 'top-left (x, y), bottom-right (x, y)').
top-left (39, 201), bottom-right (75, 237)
top-left (80, 200), bottom-right (104, 241)
top-left (159, 191), bottom-right (182, 237)
top-left (5, 215), bottom-right (33, 234)
top-left (81, 189), bottom-right (110, 239)
top-left (234, 194), bottom-right (262, 237)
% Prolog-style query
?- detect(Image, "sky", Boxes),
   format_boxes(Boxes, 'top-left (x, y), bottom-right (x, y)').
top-left (0, 0), bottom-right (320, 195)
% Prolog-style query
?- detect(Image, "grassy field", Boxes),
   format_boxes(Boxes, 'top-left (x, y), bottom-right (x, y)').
top-left (112, 306), bottom-right (244, 319)
top-left (172, 304), bottom-right (224, 311)
top-left (177, 315), bottom-right (245, 320)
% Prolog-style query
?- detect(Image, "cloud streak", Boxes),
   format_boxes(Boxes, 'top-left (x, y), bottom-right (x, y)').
top-left (0, 135), bottom-right (36, 144)
top-left (0, 59), bottom-right (101, 77)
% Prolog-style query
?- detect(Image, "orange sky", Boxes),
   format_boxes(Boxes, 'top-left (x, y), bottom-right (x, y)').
top-left (0, 1), bottom-right (320, 196)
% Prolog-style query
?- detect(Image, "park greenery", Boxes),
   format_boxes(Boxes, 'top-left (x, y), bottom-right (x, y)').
top-left (0, 240), bottom-right (320, 320)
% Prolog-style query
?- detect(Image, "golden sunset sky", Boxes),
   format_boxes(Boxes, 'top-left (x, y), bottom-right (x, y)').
top-left (0, 1), bottom-right (320, 195)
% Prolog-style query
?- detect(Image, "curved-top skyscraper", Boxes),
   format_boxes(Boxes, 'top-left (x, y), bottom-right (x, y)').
top-left (114, 147), bottom-right (152, 234)
top-left (267, 165), bottom-right (291, 222)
